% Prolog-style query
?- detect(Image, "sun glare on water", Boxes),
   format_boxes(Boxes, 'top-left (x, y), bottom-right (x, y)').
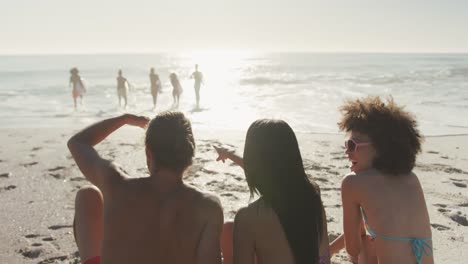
top-left (181, 50), bottom-right (257, 128)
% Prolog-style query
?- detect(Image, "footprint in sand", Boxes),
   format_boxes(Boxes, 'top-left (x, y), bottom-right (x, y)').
top-left (22, 233), bottom-right (71, 264)
top-left (201, 168), bottom-right (218, 175)
top-left (48, 173), bottom-right (62, 179)
top-left (206, 180), bottom-right (219, 186)
top-left (1, 185), bottom-right (17, 192)
top-left (0, 172), bottom-right (11, 178)
top-left (21, 161), bottom-right (38, 167)
top-left (430, 223), bottom-right (451, 231)
top-left (42, 236), bottom-right (55, 242)
top-left (48, 225), bottom-right (72, 230)
top-left (118, 143), bottom-right (135, 147)
top-left (48, 166), bottom-right (66, 172)
top-left (427, 151), bottom-right (439, 154)
top-left (70, 177), bottom-right (85, 182)
top-left (445, 167), bottom-right (468, 174)
top-left (18, 248), bottom-right (43, 259)
top-left (220, 193), bottom-right (238, 199)
top-left (453, 182), bottom-right (467, 188)
top-left (234, 176), bottom-right (243, 181)
top-left (31, 147), bottom-right (42, 151)
top-left (437, 208), bottom-right (449, 213)
top-left (321, 187), bottom-right (341, 191)
top-left (37, 255), bottom-right (69, 264)
top-left (449, 211), bottom-right (468, 226)
top-left (450, 178), bottom-right (468, 187)
top-left (314, 177), bottom-right (329, 183)
top-left (433, 203), bottom-right (450, 213)
top-left (25, 234), bottom-right (41, 239)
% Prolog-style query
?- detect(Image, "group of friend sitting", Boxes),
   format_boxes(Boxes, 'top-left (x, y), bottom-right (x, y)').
top-left (68, 96), bottom-right (433, 264)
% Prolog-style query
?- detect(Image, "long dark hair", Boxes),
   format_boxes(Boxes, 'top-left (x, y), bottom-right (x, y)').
top-left (243, 119), bottom-right (324, 264)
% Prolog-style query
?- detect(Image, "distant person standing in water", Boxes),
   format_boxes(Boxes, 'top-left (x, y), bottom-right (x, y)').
top-left (149, 68), bottom-right (161, 110)
top-left (190, 64), bottom-right (203, 108)
top-left (170, 73), bottom-right (183, 108)
top-left (69, 67), bottom-right (86, 110)
top-left (117, 69), bottom-right (129, 108)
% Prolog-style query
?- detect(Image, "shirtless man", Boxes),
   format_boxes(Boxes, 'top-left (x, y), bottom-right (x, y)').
top-left (68, 112), bottom-right (223, 264)
top-left (190, 64), bottom-right (203, 108)
top-left (149, 68), bottom-right (161, 109)
top-left (116, 70), bottom-right (129, 108)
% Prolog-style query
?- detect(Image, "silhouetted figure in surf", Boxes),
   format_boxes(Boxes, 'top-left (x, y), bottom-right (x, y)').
top-left (170, 73), bottom-right (183, 108)
top-left (69, 67), bottom-right (86, 110)
top-left (117, 69), bottom-right (129, 109)
top-left (190, 64), bottom-right (204, 109)
top-left (149, 68), bottom-right (161, 110)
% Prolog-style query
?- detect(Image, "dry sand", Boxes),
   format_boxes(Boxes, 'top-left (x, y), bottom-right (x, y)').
top-left (0, 127), bottom-right (467, 263)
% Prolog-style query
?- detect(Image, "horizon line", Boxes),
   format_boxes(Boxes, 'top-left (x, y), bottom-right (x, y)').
top-left (1, 50), bottom-right (468, 56)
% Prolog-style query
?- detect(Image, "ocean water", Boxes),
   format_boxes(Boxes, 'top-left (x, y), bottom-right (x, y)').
top-left (0, 52), bottom-right (467, 136)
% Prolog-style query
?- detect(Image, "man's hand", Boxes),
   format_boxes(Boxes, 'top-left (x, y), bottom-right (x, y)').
top-left (125, 114), bottom-right (150, 128)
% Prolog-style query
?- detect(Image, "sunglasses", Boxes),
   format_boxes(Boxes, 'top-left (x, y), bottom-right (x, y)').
top-left (345, 139), bottom-right (371, 152)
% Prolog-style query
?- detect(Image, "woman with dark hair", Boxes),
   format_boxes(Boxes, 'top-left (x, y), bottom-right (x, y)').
top-left (69, 67), bottom-right (86, 110)
top-left (215, 119), bottom-right (330, 264)
top-left (170, 73), bottom-right (183, 108)
top-left (329, 96), bottom-right (433, 264)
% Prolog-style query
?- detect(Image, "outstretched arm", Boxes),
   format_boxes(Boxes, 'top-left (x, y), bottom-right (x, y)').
top-left (67, 114), bottom-right (149, 193)
top-left (213, 146), bottom-right (244, 168)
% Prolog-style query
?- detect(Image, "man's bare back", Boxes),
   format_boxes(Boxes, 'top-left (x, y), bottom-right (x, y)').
top-left (69, 113), bottom-right (223, 264)
top-left (101, 178), bottom-right (222, 263)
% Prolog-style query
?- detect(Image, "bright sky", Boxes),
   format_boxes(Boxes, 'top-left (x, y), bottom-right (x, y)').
top-left (1, 0), bottom-right (467, 54)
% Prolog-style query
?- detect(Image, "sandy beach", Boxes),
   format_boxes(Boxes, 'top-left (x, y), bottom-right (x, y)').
top-left (0, 126), bottom-right (467, 263)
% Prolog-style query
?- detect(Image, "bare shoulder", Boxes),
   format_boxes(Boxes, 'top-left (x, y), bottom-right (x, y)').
top-left (199, 192), bottom-right (222, 211)
top-left (341, 172), bottom-right (364, 200)
top-left (234, 206), bottom-right (252, 224)
top-left (341, 172), bottom-right (359, 187)
top-left (186, 187), bottom-right (223, 217)
top-left (236, 199), bottom-right (264, 223)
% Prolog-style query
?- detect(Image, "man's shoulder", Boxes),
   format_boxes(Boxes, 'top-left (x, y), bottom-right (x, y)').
top-left (197, 191), bottom-right (222, 211)
top-left (185, 187), bottom-right (222, 216)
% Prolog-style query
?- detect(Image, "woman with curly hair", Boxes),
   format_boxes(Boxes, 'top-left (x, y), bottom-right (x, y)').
top-left (330, 97), bottom-right (433, 264)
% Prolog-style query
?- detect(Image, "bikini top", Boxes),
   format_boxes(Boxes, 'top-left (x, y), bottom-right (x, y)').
top-left (361, 208), bottom-right (432, 264)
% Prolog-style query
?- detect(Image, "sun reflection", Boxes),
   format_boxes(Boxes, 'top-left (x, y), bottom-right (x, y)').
top-left (182, 50), bottom-right (251, 102)
top-left (177, 50), bottom-right (257, 128)
top-left (185, 50), bottom-right (251, 82)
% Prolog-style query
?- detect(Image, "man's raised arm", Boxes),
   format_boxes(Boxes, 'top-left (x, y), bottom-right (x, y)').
top-left (67, 114), bottom-right (149, 192)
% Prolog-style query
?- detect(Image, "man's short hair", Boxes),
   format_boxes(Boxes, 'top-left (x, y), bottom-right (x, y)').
top-left (145, 111), bottom-right (195, 173)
